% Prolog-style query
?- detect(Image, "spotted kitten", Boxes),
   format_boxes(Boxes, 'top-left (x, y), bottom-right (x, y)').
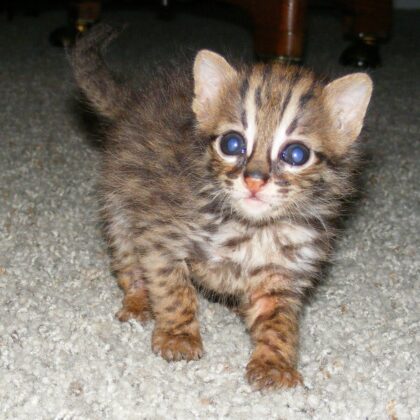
top-left (71, 25), bottom-right (372, 390)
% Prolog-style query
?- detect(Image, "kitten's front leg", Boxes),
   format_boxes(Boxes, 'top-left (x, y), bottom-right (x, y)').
top-left (116, 268), bottom-right (151, 324)
top-left (243, 286), bottom-right (303, 390)
top-left (148, 262), bottom-right (203, 362)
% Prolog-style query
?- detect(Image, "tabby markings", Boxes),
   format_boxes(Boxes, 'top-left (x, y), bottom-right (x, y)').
top-left (244, 85), bottom-right (257, 158)
top-left (270, 88), bottom-right (302, 162)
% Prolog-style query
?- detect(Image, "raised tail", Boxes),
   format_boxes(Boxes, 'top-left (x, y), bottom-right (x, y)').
top-left (69, 24), bottom-right (130, 120)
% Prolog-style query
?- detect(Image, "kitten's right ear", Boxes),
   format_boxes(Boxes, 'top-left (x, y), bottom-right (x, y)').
top-left (192, 50), bottom-right (237, 126)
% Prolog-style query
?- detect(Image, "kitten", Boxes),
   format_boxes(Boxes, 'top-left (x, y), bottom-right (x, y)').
top-left (70, 24), bottom-right (372, 390)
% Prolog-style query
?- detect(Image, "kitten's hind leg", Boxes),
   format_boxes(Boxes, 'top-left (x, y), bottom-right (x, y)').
top-left (147, 260), bottom-right (203, 362)
top-left (116, 268), bottom-right (151, 324)
top-left (106, 211), bottom-right (152, 323)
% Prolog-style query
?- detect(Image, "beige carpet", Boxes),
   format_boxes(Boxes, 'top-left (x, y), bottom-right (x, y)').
top-left (0, 6), bottom-right (419, 419)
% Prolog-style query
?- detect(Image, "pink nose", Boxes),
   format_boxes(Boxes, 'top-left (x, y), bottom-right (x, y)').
top-left (244, 177), bottom-right (266, 194)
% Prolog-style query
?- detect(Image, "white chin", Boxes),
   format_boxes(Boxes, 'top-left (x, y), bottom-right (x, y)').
top-left (236, 198), bottom-right (272, 220)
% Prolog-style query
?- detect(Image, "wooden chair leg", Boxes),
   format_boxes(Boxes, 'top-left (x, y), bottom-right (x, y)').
top-left (228, 0), bottom-right (308, 62)
top-left (341, 0), bottom-right (393, 40)
top-left (70, 0), bottom-right (102, 34)
top-left (339, 0), bottom-right (393, 68)
top-left (49, 0), bottom-right (102, 47)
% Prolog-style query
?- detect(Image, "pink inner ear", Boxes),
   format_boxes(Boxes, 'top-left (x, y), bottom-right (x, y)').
top-left (337, 83), bottom-right (370, 113)
top-left (193, 50), bottom-right (237, 107)
top-left (325, 74), bottom-right (372, 142)
top-left (197, 63), bottom-right (218, 99)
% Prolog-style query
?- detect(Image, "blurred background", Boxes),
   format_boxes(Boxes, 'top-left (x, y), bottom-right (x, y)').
top-left (1, 0), bottom-right (418, 68)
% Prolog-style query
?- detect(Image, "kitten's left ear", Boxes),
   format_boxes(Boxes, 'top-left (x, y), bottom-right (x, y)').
top-left (192, 50), bottom-right (237, 126)
top-left (323, 73), bottom-right (373, 147)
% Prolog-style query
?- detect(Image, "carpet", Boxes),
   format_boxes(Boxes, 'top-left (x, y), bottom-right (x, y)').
top-left (0, 5), bottom-right (418, 419)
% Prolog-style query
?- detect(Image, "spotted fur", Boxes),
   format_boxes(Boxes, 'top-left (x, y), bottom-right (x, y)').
top-left (70, 24), bottom-right (372, 390)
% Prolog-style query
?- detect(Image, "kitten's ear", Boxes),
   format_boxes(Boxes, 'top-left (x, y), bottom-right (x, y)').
top-left (323, 73), bottom-right (373, 147)
top-left (192, 50), bottom-right (237, 124)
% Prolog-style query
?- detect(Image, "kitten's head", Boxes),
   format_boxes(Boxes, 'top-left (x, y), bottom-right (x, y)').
top-left (192, 50), bottom-right (372, 223)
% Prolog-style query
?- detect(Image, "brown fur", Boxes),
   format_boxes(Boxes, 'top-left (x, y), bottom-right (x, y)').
top-left (70, 24), bottom-right (372, 390)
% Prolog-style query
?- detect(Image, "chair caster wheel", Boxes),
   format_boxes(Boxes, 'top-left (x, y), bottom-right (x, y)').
top-left (339, 37), bottom-right (381, 69)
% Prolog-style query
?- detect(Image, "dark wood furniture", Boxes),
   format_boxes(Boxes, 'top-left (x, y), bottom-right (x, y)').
top-left (227, 0), bottom-right (392, 67)
top-left (228, 0), bottom-right (308, 62)
top-left (49, 0), bottom-right (393, 67)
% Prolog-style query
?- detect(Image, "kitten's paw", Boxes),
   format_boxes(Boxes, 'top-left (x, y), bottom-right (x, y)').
top-left (246, 358), bottom-right (303, 390)
top-left (152, 330), bottom-right (203, 362)
top-left (116, 305), bottom-right (151, 324)
top-left (116, 286), bottom-right (151, 324)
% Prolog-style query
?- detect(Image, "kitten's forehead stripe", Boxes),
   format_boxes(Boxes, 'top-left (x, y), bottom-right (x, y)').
top-left (240, 77), bottom-right (250, 102)
top-left (243, 78), bottom-right (258, 157)
top-left (286, 116), bottom-right (299, 136)
top-left (255, 85), bottom-right (262, 108)
top-left (244, 68), bottom-right (278, 170)
top-left (239, 76), bottom-right (250, 131)
top-left (241, 109), bottom-right (248, 130)
top-left (239, 76), bottom-right (249, 123)
top-left (298, 81), bottom-right (317, 109)
top-left (262, 64), bottom-right (272, 83)
top-left (270, 72), bottom-right (315, 161)
top-left (279, 88), bottom-right (293, 122)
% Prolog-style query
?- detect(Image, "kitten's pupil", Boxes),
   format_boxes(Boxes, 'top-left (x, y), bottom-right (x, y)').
top-left (291, 147), bottom-right (304, 163)
top-left (281, 143), bottom-right (310, 166)
top-left (220, 133), bottom-right (246, 156)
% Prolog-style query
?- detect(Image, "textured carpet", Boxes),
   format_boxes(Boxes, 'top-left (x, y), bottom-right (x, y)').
top-left (0, 6), bottom-right (419, 420)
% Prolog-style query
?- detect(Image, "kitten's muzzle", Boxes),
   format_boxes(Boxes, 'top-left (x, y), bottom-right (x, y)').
top-left (244, 171), bottom-right (268, 195)
top-left (244, 169), bottom-right (268, 181)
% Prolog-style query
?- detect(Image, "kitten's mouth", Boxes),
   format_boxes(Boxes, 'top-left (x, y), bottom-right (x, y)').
top-left (237, 195), bottom-right (272, 220)
top-left (244, 196), bottom-right (265, 205)
top-left (242, 195), bottom-right (271, 210)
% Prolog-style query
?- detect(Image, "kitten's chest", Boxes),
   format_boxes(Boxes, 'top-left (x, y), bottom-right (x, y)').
top-left (208, 222), bottom-right (279, 269)
top-left (191, 219), bottom-right (320, 294)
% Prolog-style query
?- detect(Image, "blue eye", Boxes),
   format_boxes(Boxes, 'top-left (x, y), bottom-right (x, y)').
top-left (280, 143), bottom-right (310, 166)
top-left (219, 133), bottom-right (246, 156)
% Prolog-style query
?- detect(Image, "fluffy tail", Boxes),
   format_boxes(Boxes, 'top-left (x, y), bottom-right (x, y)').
top-left (69, 24), bottom-right (130, 120)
